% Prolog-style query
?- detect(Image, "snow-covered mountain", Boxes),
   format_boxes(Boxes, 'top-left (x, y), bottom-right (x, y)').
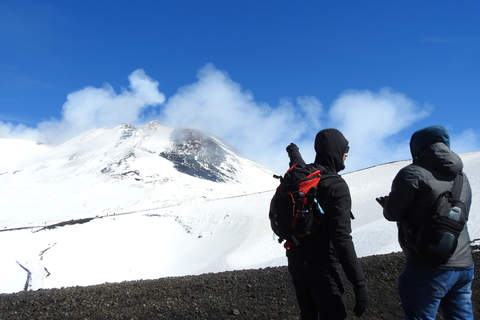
top-left (0, 121), bottom-right (478, 294)
top-left (0, 122), bottom-right (274, 228)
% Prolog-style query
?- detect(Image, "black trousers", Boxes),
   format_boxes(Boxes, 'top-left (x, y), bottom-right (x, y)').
top-left (288, 258), bottom-right (347, 320)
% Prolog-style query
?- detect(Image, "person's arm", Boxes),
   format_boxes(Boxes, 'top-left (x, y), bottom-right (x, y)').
top-left (327, 178), bottom-right (368, 317)
top-left (286, 143), bottom-right (306, 167)
top-left (328, 179), bottom-right (364, 283)
top-left (382, 169), bottom-right (418, 222)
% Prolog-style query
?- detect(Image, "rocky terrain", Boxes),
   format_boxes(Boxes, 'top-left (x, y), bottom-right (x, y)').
top-left (0, 249), bottom-right (478, 320)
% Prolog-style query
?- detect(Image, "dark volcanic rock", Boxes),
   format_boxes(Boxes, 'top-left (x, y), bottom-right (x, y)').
top-left (160, 127), bottom-right (238, 182)
top-left (0, 250), bottom-right (478, 319)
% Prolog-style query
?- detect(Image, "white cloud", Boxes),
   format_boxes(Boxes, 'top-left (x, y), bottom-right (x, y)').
top-left (0, 121), bottom-right (39, 141)
top-left (327, 88), bottom-right (431, 170)
top-left (0, 69), bottom-right (165, 143)
top-left (451, 129), bottom-right (480, 155)
top-left (1, 64), bottom-right (477, 173)
top-left (158, 64), bottom-right (324, 172)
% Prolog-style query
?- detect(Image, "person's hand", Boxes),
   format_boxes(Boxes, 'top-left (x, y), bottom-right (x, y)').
top-left (286, 143), bottom-right (298, 153)
top-left (375, 196), bottom-right (386, 207)
top-left (353, 281), bottom-right (368, 317)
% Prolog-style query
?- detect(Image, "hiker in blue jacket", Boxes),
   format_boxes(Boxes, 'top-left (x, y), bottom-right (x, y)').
top-left (286, 128), bottom-right (368, 320)
top-left (377, 125), bottom-right (474, 320)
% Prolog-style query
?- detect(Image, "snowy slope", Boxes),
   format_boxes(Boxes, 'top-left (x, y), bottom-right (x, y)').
top-left (0, 122), bottom-right (478, 294)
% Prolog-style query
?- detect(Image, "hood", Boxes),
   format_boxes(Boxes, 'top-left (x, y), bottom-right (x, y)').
top-left (410, 125), bottom-right (451, 159)
top-left (314, 128), bottom-right (349, 173)
top-left (415, 142), bottom-right (463, 176)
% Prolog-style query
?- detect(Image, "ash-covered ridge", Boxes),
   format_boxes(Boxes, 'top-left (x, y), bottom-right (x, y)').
top-left (160, 127), bottom-right (239, 182)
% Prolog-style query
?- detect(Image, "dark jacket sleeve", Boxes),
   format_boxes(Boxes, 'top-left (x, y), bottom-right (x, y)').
top-left (325, 177), bottom-right (366, 286)
top-left (286, 143), bottom-right (306, 167)
top-left (383, 167), bottom-right (419, 222)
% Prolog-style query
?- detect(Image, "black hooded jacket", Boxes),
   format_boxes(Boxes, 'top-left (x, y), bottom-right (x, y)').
top-left (383, 126), bottom-right (473, 268)
top-left (287, 129), bottom-right (365, 288)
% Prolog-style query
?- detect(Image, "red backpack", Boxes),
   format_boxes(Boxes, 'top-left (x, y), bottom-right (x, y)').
top-left (269, 163), bottom-right (325, 249)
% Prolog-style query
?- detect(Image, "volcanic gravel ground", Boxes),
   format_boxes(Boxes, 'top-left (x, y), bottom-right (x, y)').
top-left (0, 250), bottom-right (478, 320)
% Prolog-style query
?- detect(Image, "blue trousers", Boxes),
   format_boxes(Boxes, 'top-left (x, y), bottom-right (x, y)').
top-left (398, 260), bottom-right (474, 320)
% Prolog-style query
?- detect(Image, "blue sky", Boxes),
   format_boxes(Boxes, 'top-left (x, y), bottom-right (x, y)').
top-left (1, 1), bottom-right (479, 173)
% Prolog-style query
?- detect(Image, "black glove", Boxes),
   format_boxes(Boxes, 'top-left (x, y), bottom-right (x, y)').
top-left (375, 196), bottom-right (387, 207)
top-left (353, 281), bottom-right (368, 317)
top-left (286, 143), bottom-right (299, 153)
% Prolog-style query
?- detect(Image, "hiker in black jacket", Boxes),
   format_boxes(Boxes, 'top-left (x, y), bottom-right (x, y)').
top-left (286, 129), bottom-right (368, 320)
top-left (377, 125), bottom-right (474, 319)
